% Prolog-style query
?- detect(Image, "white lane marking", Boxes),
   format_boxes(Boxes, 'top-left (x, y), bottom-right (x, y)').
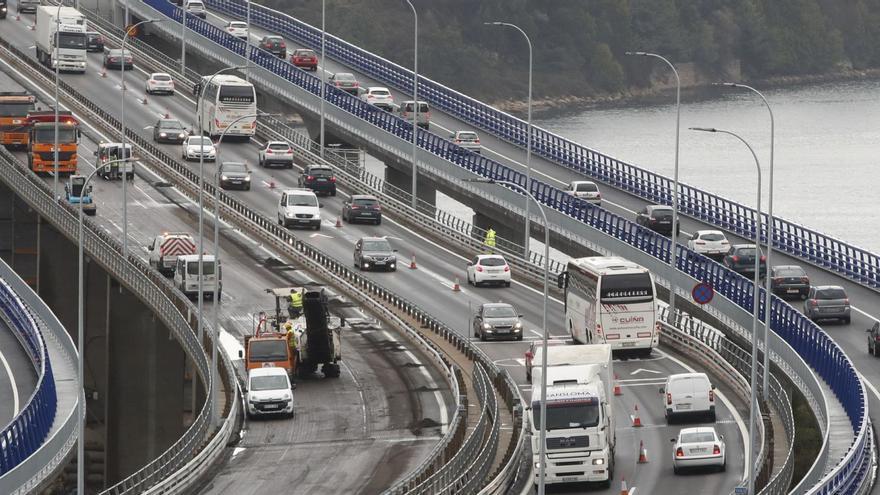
top-left (341, 361), bottom-right (369, 439)
top-left (381, 331), bottom-right (448, 434)
top-left (0, 339), bottom-right (20, 416)
top-left (662, 350), bottom-right (749, 480)
top-left (854, 307), bottom-right (879, 322)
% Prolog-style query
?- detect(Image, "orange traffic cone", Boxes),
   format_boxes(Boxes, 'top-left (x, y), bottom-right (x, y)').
top-left (409, 254), bottom-right (417, 269)
top-left (141, 96), bottom-right (149, 105)
top-left (100, 68), bottom-right (107, 78)
top-left (632, 404), bottom-right (642, 427)
top-left (619, 477), bottom-right (629, 495)
top-left (268, 177), bottom-right (276, 189)
top-left (335, 217), bottom-right (342, 228)
top-left (638, 440), bottom-right (648, 463)
top-left (452, 276), bottom-right (461, 292)
top-left (613, 373), bottom-right (622, 396)
top-left (16, 14), bottom-right (21, 21)
top-left (29, 23), bottom-right (35, 30)
top-left (164, 111), bottom-right (170, 119)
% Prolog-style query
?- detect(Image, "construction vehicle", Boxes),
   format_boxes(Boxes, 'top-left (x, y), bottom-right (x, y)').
top-left (530, 344), bottom-right (615, 487)
top-left (241, 287), bottom-right (342, 379)
top-left (34, 6), bottom-right (87, 72)
top-left (64, 175), bottom-right (95, 215)
top-left (147, 232), bottom-right (196, 276)
top-left (95, 142), bottom-right (134, 180)
top-left (27, 110), bottom-right (79, 175)
top-left (0, 92), bottom-right (36, 147)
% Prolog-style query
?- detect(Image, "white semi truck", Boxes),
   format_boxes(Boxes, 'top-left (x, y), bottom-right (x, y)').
top-left (530, 344), bottom-right (615, 487)
top-left (34, 6), bottom-right (87, 73)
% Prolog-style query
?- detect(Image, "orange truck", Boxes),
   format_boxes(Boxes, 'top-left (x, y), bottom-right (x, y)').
top-left (241, 310), bottom-right (298, 378)
top-left (27, 110), bottom-right (79, 175)
top-left (0, 92), bottom-right (36, 147)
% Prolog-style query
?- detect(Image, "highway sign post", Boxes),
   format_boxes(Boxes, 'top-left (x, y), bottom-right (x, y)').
top-left (692, 282), bottom-right (714, 305)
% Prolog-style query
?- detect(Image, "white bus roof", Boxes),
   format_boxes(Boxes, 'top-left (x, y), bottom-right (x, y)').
top-left (569, 256), bottom-right (648, 276)
top-left (202, 74), bottom-right (252, 86)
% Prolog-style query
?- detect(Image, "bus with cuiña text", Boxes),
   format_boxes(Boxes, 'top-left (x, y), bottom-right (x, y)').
top-left (558, 256), bottom-right (659, 354)
top-left (197, 74), bottom-right (256, 139)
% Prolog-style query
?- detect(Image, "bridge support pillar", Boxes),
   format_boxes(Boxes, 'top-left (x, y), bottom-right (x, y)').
top-left (384, 165), bottom-right (437, 209)
top-left (0, 183), bottom-right (40, 289)
top-left (301, 114), bottom-right (355, 150)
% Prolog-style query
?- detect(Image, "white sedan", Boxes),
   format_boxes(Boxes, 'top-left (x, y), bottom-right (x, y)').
top-left (671, 427), bottom-right (726, 474)
top-left (181, 136), bottom-right (216, 162)
top-left (687, 230), bottom-right (730, 257)
top-left (225, 21), bottom-right (249, 39)
top-left (466, 254), bottom-right (511, 287)
top-left (359, 86), bottom-right (395, 110)
top-left (566, 180), bottom-right (601, 205)
top-left (145, 72), bottom-right (175, 95)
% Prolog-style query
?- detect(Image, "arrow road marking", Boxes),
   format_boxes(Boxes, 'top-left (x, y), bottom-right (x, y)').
top-left (630, 368), bottom-right (662, 375)
top-left (309, 233), bottom-right (334, 239)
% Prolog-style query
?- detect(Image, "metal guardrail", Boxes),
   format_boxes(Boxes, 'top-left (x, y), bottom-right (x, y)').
top-left (202, 0), bottom-right (880, 294)
top-left (0, 258), bottom-right (80, 495)
top-left (0, 276), bottom-right (56, 477)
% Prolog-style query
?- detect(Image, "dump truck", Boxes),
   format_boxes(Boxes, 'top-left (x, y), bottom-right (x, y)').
top-left (0, 92), bottom-right (36, 147)
top-left (147, 232), bottom-right (196, 276)
top-left (27, 110), bottom-right (79, 175)
top-left (34, 6), bottom-right (87, 72)
top-left (64, 175), bottom-right (95, 215)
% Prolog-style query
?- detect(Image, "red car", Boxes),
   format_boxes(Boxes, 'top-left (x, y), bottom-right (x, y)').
top-left (291, 49), bottom-right (318, 71)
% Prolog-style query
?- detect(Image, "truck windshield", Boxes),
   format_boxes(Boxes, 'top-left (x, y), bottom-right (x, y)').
top-left (532, 400), bottom-right (600, 430)
top-left (0, 102), bottom-right (34, 117)
top-left (249, 340), bottom-right (288, 362)
top-left (56, 32), bottom-right (87, 50)
top-left (250, 374), bottom-right (288, 391)
top-left (186, 261), bottom-right (215, 275)
top-left (34, 127), bottom-right (77, 143)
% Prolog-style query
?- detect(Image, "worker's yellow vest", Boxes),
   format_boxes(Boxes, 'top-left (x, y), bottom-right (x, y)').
top-left (290, 293), bottom-right (303, 308)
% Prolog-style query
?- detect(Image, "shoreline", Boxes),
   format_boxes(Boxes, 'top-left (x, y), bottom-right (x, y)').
top-left (489, 67), bottom-right (880, 117)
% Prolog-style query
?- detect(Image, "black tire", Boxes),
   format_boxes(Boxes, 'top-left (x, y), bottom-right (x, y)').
top-left (504, 281), bottom-right (511, 287)
top-left (525, 370), bottom-right (531, 383)
top-left (330, 189), bottom-right (337, 196)
top-left (844, 316), bottom-right (851, 324)
top-left (709, 410), bottom-right (717, 422)
top-left (516, 335), bottom-right (523, 341)
top-left (720, 460), bottom-right (726, 472)
top-left (673, 466), bottom-right (681, 475)
top-left (375, 217), bottom-right (382, 225)
top-left (315, 223), bottom-right (321, 231)
top-left (244, 184), bottom-right (251, 191)
top-left (478, 328), bottom-right (485, 342)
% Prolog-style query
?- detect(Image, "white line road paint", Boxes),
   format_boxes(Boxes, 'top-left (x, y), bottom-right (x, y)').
top-left (341, 361), bottom-right (369, 439)
top-left (381, 331), bottom-right (448, 434)
top-left (0, 339), bottom-right (20, 416)
top-left (630, 368), bottom-right (662, 375)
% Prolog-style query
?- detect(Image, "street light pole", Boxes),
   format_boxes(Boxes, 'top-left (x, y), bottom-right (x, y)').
top-left (627, 51), bottom-right (681, 322)
top-left (52, 1), bottom-right (61, 201)
top-left (716, 82), bottom-right (775, 401)
top-left (121, 19), bottom-right (160, 260)
top-left (403, 0), bottom-right (418, 210)
top-left (485, 22), bottom-right (532, 259)
top-left (77, 157), bottom-right (133, 495)
top-left (319, 0), bottom-right (325, 158)
top-left (464, 176), bottom-right (549, 495)
top-left (245, 0), bottom-right (252, 82)
top-left (180, 9), bottom-right (187, 75)
top-left (690, 126), bottom-right (762, 495)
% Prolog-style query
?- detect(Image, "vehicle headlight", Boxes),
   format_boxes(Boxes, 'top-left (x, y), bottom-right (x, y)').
top-left (244, 176), bottom-right (251, 181)
top-left (159, 132), bottom-right (167, 137)
top-left (178, 133), bottom-right (185, 138)
top-left (221, 175), bottom-right (228, 180)
top-left (514, 322), bottom-right (523, 329)
top-left (286, 211), bottom-right (294, 217)
top-left (592, 458), bottom-right (604, 465)
top-left (282, 393), bottom-right (291, 401)
top-left (483, 323), bottom-right (491, 330)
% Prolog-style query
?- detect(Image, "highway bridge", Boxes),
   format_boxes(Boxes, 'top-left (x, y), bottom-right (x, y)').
top-left (0, 0), bottom-right (875, 494)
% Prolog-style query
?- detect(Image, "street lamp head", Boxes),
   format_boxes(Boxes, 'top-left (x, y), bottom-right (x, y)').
top-left (689, 127), bottom-right (717, 133)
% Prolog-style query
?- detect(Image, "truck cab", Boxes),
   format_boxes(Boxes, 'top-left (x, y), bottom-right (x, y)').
top-left (64, 175), bottom-right (95, 216)
top-left (147, 232), bottom-right (196, 276)
top-left (174, 254), bottom-right (222, 300)
top-left (27, 110), bottom-right (79, 174)
top-left (95, 142), bottom-right (134, 180)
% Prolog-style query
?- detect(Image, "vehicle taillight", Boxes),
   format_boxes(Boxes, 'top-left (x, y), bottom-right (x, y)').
top-left (476, 266), bottom-right (483, 272)
top-left (596, 324), bottom-right (602, 335)
top-left (475, 139), bottom-right (480, 144)
top-left (525, 351), bottom-right (533, 360)
top-left (306, 175), bottom-right (314, 180)
top-left (731, 255), bottom-right (740, 262)
top-left (596, 193), bottom-right (601, 199)
top-left (844, 298), bottom-right (850, 305)
top-left (329, 177), bottom-right (336, 182)
top-left (280, 42), bottom-right (286, 47)
top-left (350, 205), bottom-right (360, 210)
top-left (266, 149), bottom-right (273, 154)
top-left (801, 277), bottom-right (809, 284)
top-left (667, 393), bottom-right (672, 405)
top-left (375, 205), bottom-right (381, 211)
top-left (713, 445), bottom-right (721, 455)
top-left (760, 255), bottom-right (766, 262)
top-left (809, 300), bottom-right (818, 307)
top-left (709, 389), bottom-right (714, 402)
top-left (675, 447), bottom-right (684, 458)
top-left (503, 265), bottom-right (510, 272)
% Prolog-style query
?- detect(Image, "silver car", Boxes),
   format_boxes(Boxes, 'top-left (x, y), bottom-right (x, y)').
top-left (473, 302), bottom-right (523, 341)
top-left (805, 285), bottom-right (851, 324)
top-left (451, 131), bottom-right (481, 154)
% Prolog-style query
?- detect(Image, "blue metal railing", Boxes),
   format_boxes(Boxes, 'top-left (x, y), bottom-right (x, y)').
top-left (132, 2), bottom-right (872, 490)
top-left (200, 0), bottom-right (880, 294)
top-left (0, 279), bottom-right (57, 476)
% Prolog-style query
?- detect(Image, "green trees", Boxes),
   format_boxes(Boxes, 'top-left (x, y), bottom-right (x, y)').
top-left (262, 0), bottom-right (880, 102)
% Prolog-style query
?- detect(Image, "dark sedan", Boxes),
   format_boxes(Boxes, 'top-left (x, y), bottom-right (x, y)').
top-left (217, 162), bottom-right (252, 190)
top-left (768, 265), bottom-right (810, 298)
top-left (259, 35), bottom-right (287, 58)
top-left (152, 118), bottom-right (188, 144)
top-left (354, 237), bottom-right (397, 271)
top-left (473, 303), bottom-right (523, 341)
top-left (103, 48), bottom-right (133, 70)
top-left (722, 244), bottom-right (767, 278)
top-left (342, 195), bottom-right (382, 225)
top-left (86, 32), bottom-right (105, 52)
top-left (636, 205), bottom-right (679, 236)
top-left (298, 165), bottom-right (336, 196)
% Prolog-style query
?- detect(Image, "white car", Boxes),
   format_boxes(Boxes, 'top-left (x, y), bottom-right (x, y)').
top-left (145, 72), bottom-right (175, 95)
top-left (566, 180), bottom-right (601, 205)
top-left (246, 368), bottom-right (294, 419)
top-left (671, 427), bottom-right (726, 474)
top-left (181, 136), bottom-right (216, 162)
top-left (661, 372), bottom-right (716, 422)
top-left (258, 141), bottom-right (294, 168)
top-left (466, 254), bottom-right (511, 287)
top-left (278, 189), bottom-right (322, 230)
top-left (451, 130), bottom-right (481, 154)
top-left (359, 86), bottom-right (395, 110)
top-left (687, 230), bottom-right (730, 258)
top-left (225, 21), bottom-right (248, 39)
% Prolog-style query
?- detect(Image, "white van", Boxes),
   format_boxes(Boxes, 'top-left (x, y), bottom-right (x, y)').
top-left (246, 367), bottom-right (294, 419)
top-left (277, 189), bottom-right (322, 230)
top-left (183, 0), bottom-right (207, 18)
top-left (660, 372), bottom-right (715, 422)
top-left (174, 254), bottom-right (222, 300)
top-left (399, 101), bottom-right (430, 130)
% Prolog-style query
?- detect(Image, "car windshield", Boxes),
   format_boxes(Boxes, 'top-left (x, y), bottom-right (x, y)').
top-left (681, 431), bottom-right (716, 444)
top-left (296, 50), bottom-right (315, 57)
top-left (816, 288), bottom-right (847, 299)
top-left (335, 73), bottom-right (356, 82)
top-left (532, 399), bottom-right (600, 430)
top-left (186, 260), bottom-right (215, 275)
top-left (651, 207), bottom-right (673, 217)
top-left (575, 182), bottom-right (598, 192)
top-left (699, 232), bottom-right (726, 241)
top-left (362, 240), bottom-right (391, 251)
top-left (268, 143), bottom-right (290, 151)
top-left (479, 257), bottom-right (506, 267)
top-left (152, 74), bottom-right (172, 81)
top-left (457, 132), bottom-right (478, 140)
top-left (371, 89), bottom-right (391, 96)
top-left (223, 163), bottom-right (246, 173)
top-left (352, 198), bottom-right (378, 206)
top-left (248, 340), bottom-right (288, 362)
top-left (775, 266), bottom-right (805, 277)
top-left (484, 305), bottom-right (516, 318)
top-left (159, 120), bottom-right (184, 130)
top-left (230, 22), bottom-right (247, 28)
top-left (288, 194), bottom-right (317, 207)
top-left (188, 137), bottom-right (212, 146)
top-left (250, 374), bottom-right (288, 391)
top-left (736, 247), bottom-right (758, 256)
top-left (403, 102), bottom-right (429, 112)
